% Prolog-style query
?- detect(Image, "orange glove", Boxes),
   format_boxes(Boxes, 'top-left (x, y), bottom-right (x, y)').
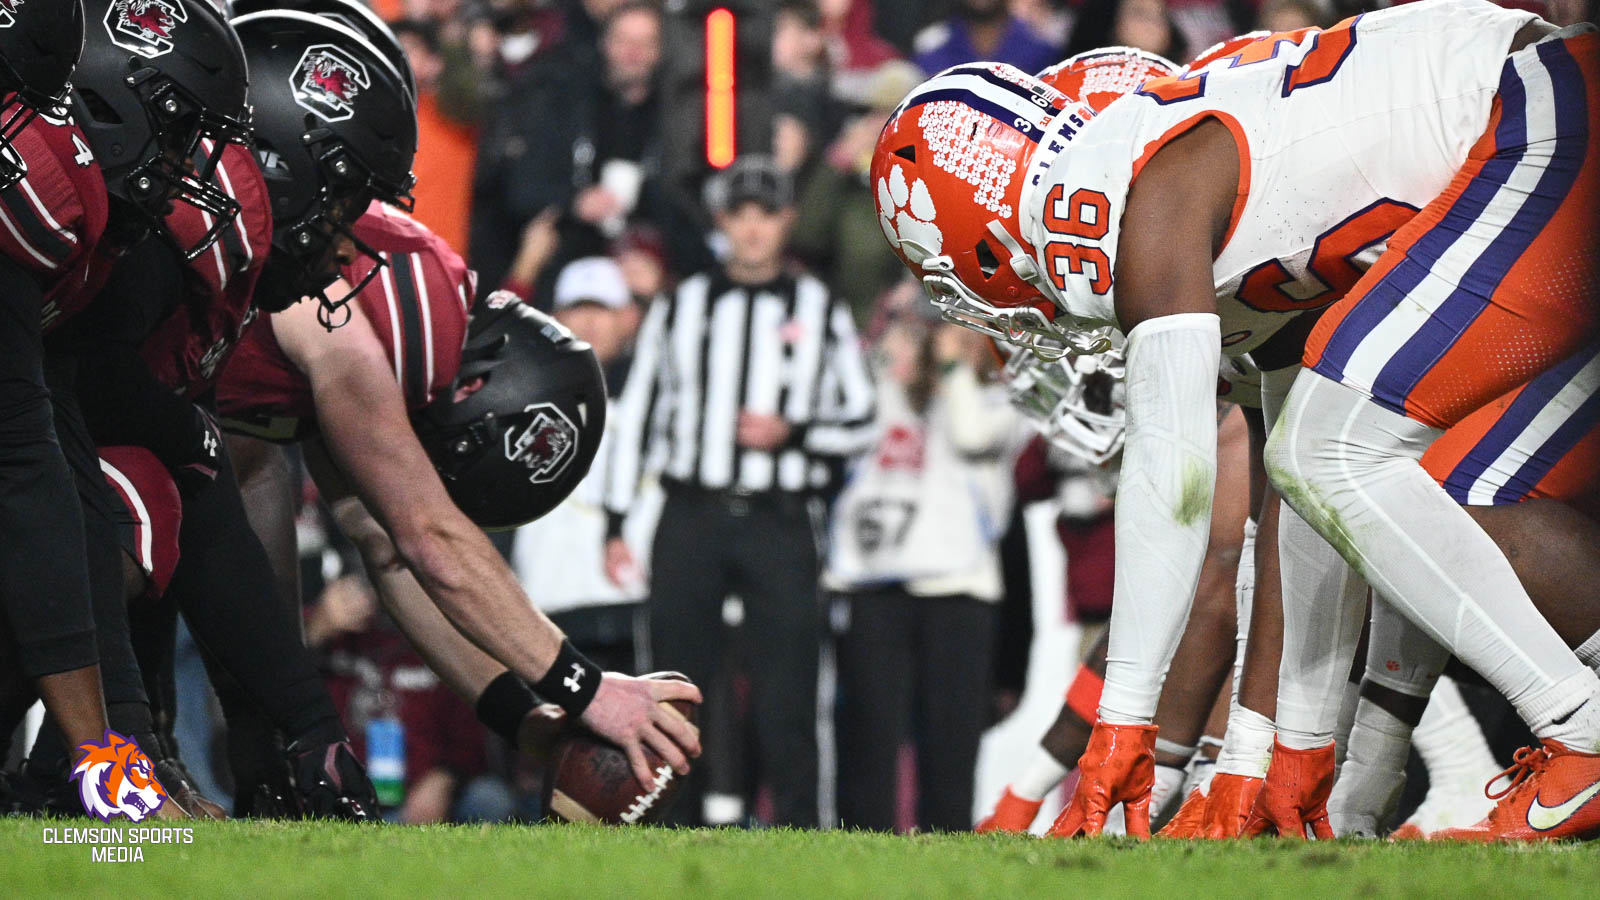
top-left (1046, 721), bottom-right (1158, 839)
top-left (1242, 740), bottom-right (1336, 839)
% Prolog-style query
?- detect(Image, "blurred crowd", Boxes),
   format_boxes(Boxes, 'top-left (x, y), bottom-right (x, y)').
top-left (144, 0), bottom-right (1579, 828)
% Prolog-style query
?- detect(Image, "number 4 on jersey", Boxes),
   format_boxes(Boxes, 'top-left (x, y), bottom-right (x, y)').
top-left (71, 133), bottom-right (94, 168)
top-left (1138, 16), bottom-right (1361, 104)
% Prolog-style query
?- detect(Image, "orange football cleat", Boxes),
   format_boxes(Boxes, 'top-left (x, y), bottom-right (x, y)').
top-left (976, 787), bottom-right (1044, 834)
top-left (1200, 773), bottom-right (1261, 838)
top-left (1453, 740), bottom-right (1600, 842)
top-left (1157, 788), bottom-right (1208, 838)
top-left (1242, 741), bottom-right (1335, 840)
top-left (1046, 721), bottom-right (1157, 839)
top-left (1388, 822), bottom-right (1427, 841)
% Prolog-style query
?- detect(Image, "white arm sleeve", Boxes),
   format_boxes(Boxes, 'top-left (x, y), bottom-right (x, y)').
top-left (1100, 312), bottom-right (1222, 724)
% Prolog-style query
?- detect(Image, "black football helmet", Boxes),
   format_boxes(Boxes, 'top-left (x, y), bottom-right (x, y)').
top-left (412, 293), bottom-right (608, 531)
top-left (228, 0), bottom-right (415, 100)
top-left (0, 0), bottom-right (87, 190)
top-left (72, 0), bottom-right (253, 259)
top-left (233, 10), bottom-right (415, 322)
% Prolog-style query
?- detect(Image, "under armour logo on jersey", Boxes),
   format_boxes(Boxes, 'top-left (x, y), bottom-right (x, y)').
top-left (562, 663), bottom-right (585, 694)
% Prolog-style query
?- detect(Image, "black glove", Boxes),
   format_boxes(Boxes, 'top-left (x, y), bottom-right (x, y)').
top-left (286, 738), bottom-right (379, 822)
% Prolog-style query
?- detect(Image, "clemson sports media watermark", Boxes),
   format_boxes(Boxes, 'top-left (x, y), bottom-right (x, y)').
top-left (39, 730), bottom-right (195, 862)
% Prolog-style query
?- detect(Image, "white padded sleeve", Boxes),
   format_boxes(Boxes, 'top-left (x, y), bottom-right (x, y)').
top-left (1099, 312), bottom-right (1222, 723)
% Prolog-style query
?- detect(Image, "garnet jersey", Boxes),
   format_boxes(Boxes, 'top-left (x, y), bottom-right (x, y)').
top-left (1019, 0), bottom-right (1539, 368)
top-left (99, 445), bottom-right (183, 601)
top-left (139, 142), bottom-right (272, 397)
top-left (0, 112), bottom-right (108, 330)
top-left (216, 201), bottom-right (475, 441)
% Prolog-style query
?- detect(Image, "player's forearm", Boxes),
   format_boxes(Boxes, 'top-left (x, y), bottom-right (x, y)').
top-left (1099, 313), bottom-right (1222, 724)
top-left (333, 497), bottom-right (512, 701)
top-left (392, 516), bottom-right (566, 685)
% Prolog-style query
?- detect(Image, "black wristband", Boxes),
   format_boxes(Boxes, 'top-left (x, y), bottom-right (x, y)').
top-left (475, 671), bottom-right (538, 743)
top-left (532, 640), bottom-right (603, 717)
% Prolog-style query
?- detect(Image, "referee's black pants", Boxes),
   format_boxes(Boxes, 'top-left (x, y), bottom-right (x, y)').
top-left (648, 484), bottom-right (822, 828)
top-left (835, 587), bottom-right (996, 832)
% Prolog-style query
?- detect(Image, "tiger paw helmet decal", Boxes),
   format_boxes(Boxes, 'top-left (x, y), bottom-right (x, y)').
top-left (105, 0), bottom-right (186, 59)
top-left (70, 730), bottom-right (170, 823)
top-left (877, 163), bottom-right (943, 265)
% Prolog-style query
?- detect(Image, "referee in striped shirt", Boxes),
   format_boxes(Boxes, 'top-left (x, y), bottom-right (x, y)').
top-left (602, 156), bottom-right (876, 826)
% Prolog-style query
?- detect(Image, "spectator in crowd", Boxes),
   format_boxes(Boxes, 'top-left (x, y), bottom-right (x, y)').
top-left (513, 256), bottom-right (651, 675)
top-left (391, 18), bottom-right (482, 256)
top-left (826, 288), bottom-right (1022, 832)
top-left (1065, 0), bottom-right (1190, 65)
top-left (603, 157), bottom-right (876, 827)
top-left (912, 0), bottom-right (1062, 76)
top-left (613, 222), bottom-right (670, 302)
top-left (773, 0), bottom-right (840, 174)
top-left (820, 0), bottom-right (905, 106)
top-left (1256, 0), bottom-right (1328, 32)
top-left (1014, 434), bottom-right (1118, 641)
top-left (1012, 0), bottom-right (1073, 51)
top-left (307, 576), bottom-right (494, 824)
top-left (791, 60), bottom-right (923, 327)
top-left (471, 0), bottom-right (705, 301)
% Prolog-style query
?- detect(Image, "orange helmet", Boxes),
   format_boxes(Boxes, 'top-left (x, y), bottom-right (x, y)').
top-left (872, 63), bottom-right (1107, 358)
top-left (1036, 47), bottom-right (1179, 113)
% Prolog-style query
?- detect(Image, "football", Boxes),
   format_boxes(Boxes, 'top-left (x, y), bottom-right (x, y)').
top-left (543, 672), bottom-right (700, 825)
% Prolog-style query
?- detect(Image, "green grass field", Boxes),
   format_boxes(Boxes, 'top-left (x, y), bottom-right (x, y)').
top-left (1, 819), bottom-right (1596, 899)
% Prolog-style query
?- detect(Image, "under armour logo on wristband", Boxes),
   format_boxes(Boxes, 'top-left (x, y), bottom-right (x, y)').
top-left (563, 663), bottom-right (585, 693)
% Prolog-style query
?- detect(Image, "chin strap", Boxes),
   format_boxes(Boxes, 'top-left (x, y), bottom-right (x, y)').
top-left (985, 219), bottom-right (1056, 298)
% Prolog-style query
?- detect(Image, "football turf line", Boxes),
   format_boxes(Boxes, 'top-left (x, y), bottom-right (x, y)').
top-left (0, 820), bottom-right (1595, 899)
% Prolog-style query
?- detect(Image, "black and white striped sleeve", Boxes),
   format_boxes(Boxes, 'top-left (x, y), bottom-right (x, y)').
top-left (603, 293), bottom-right (671, 534)
top-left (804, 298), bottom-right (877, 458)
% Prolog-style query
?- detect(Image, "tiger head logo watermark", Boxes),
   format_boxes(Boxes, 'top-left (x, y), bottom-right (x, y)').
top-left (70, 730), bottom-right (169, 823)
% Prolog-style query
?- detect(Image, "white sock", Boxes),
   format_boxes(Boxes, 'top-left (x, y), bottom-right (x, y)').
top-left (1012, 747), bottom-right (1070, 802)
top-left (1333, 679), bottom-right (1361, 769)
top-left (1215, 705), bottom-right (1275, 778)
top-left (1577, 628), bottom-right (1600, 673)
top-left (1183, 750), bottom-right (1218, 797)
top-left (1413, 677), bottom-right (1499, 784)
top-left (1152, 763), bottom-right (1187, 825)
top-left (1328, 696), bottom-right (1412, 836)
top-left (1270, 376), bottom-right (1600, 752)
top-left (1409, 676), bottom-right (1501, 831)
top-left (1154, 737), bottom-right (1196, 760)
top-left (1523, 668), bottom-right (1600, 751)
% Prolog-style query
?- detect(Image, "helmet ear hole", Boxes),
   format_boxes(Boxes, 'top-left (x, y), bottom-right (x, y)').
top-left (893, 145), bottom-right (916, 162)
top-left (77, 89), bottom-right (123, 125)
top-left (974, 239), bottom-right (1000, 279)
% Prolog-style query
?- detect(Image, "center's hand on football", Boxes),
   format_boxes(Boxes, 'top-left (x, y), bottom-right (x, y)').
top-left (581, 673), bottom-right (703, 787)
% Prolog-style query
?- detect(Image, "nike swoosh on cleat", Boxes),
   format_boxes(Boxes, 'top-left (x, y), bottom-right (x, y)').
top-left (1526, 780), bottom-right (1600, 832)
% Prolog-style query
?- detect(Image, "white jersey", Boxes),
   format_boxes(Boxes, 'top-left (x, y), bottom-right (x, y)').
top-left (1019, 0), bottom-right (1538, 364)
